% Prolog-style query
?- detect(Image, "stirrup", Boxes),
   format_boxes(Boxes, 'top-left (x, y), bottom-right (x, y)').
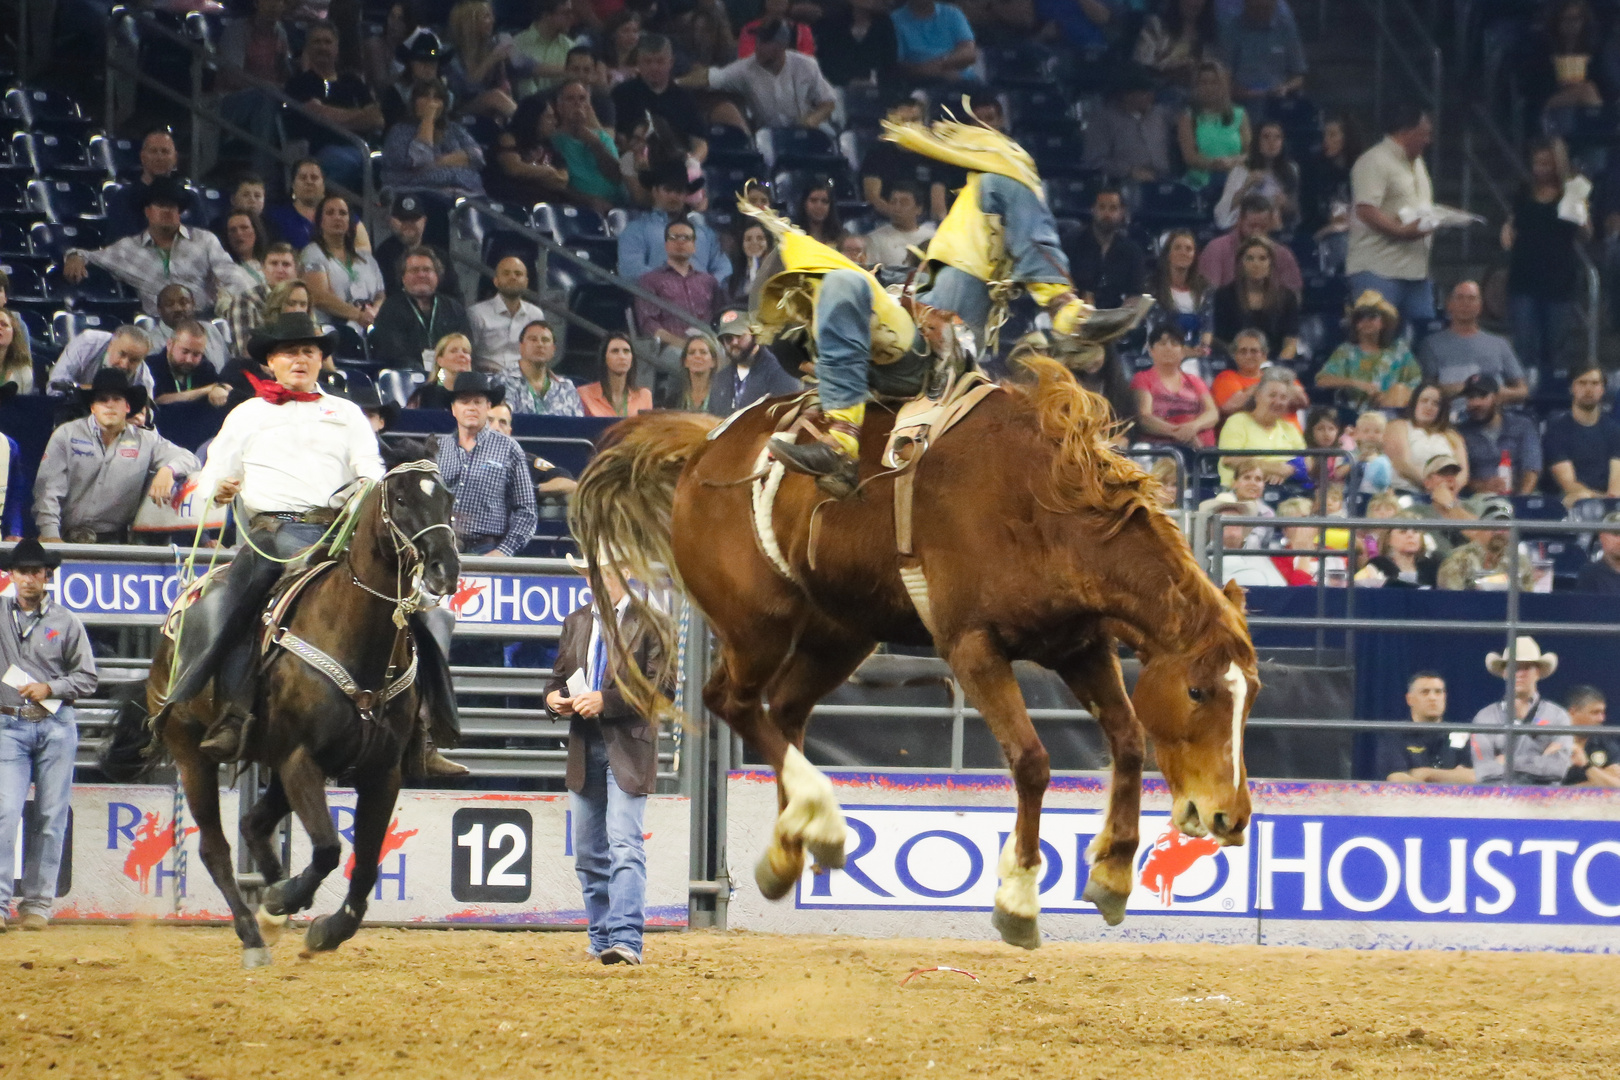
top-left (768, 436), bottom-right (860, 499)
top-left (1063, 294), bottom-right (1156, 345)
top-left (199, 706), bottom-right (249, 763)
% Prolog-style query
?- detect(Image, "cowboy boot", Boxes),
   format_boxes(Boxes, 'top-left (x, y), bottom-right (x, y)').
top-left (768, 403), bottom-right (863, 499)
top-left (422, 739), bottom-right (470, 778)
top-left (199, 704), bottom-right (249, 761)
top-left (1056, 293), bottom-right (1157, 345)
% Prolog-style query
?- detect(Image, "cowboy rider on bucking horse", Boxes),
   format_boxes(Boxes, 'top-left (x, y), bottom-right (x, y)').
top-left (160, 312), bottom-right (465, 776)
top-left (749, 110), bottom-right (1152, 497)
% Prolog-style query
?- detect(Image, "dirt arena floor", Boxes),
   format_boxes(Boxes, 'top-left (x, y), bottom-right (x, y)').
top-left (0, 924), bottom-right (1613, 1079)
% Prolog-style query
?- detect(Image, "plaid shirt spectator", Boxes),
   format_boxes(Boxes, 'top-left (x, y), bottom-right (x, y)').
top-left (72, 226), bottom-right (253, 317)
top-left (505, 371), bottom-right (584, 416)
top-left (634, 264), bottom-right (719, 340)
top-left (433, 427), bottom-right (538, 555)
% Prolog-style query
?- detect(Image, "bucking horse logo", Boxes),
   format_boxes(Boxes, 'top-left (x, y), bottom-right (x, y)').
top-left (1138, 827), bottom-right (1221, 906)
top-left (122, 812), bottom-right (198, 893)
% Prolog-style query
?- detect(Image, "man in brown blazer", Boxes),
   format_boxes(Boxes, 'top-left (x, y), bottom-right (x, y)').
top-left (545, 571), bottom-right (667, 966)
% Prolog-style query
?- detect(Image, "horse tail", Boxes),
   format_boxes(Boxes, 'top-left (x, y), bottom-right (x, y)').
top-left (570, 411), bottom-right (720, 722)
top-left (97, 676), bottom-right (166, 783)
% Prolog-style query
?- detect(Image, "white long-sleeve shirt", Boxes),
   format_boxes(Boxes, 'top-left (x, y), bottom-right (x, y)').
top-left (195, 392), bottom-right (384, 518)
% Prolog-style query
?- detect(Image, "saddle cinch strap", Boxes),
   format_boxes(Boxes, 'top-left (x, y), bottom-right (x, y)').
top-left (886, 371), bottom-right (1003, 557)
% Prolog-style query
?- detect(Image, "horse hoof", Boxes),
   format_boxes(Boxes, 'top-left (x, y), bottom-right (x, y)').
top-left (804, 835), bottom-right (846, 873)
top-left (1081, 879), bottom-right (1130, 927)
top-left (261, 881), bottom-right (293, 918)
top-left (241, 947), bottom-right (273, 969)
top-left (303, 915), bottom-right (344, 953)
top-left (256, 905), bottom-right (288, 945)
top-left (991, 907), bottom-right (1041, 950)
top-left (754, 851), bottom-right (796, 901)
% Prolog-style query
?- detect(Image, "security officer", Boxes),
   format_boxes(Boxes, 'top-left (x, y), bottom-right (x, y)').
top-left (0, 538), bottom-right (98, 931)
top-left (33, 369), bottom-right (199, 544)
top-left (163, 313), bottom-right (464, 775)
top-left (1378, 671), bottom-right (1473, 783)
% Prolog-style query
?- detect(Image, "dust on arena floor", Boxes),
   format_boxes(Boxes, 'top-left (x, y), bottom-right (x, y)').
top-left (0, 925), bottom-right (1612, 1079)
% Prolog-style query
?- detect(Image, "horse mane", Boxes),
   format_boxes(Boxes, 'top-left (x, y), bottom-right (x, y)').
top-left (1011, 354), bottom-right (1163, 535)
top-left (1011, 356), bottom-right (1253, 663)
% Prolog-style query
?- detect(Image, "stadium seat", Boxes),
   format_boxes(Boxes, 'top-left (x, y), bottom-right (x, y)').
top-left (705, 124), bottom-right (757, 167)
top-left (0, 174), bottom-right (28, 213)
top-left (0, 218), bottom-right (30, 256)
top-left (376, 368), bottom-right (427, 408)
top-left (52, 308), bottom-right (125, 346)
top-left (561, 238), bottom-right (618, 272)
top-left (451, 197), bottom-right (528, 248)
top-left (1004, 87), bottom-right (1074, 135)
top-left (46, 261), bottom-right (126, 304)
top-left (20, 131), bottom-right (101, 177)
top-left (29, 219), bottom-right (102, 259)
top-left (27, 177), bottom-right (103, 222)
top-left (3, 86), bottom-right (88, 129)
top-left (0, 258), bottom-right (48, 301)
top-left (841, 83), bottom-right (884, 132)
top-left (1135, 181), bottom-right (1205, 228)
top-left (331, 322), bottom-right (368, 362)
top-left (570, 281), bottom-right (630, 332)
top-left (192, 185), bottom-right (228, 228)
top-left (604, 207), bottom-right (629, 237)
top-left (1302, 272), bottom-right (1347, 316)
top-left (549, 203), bottom-right (610, 241)
top-left (15, 305), bottom-right (50, 346)
top-left (762, 127), bottom-right (842, 172)
top-left (981, 42), bottom-right (1059, 88)
top-left (1046, 174), bottom-right (1105, 219)
top-left (1023, 132), bottom-right (1089, 179)
top-left (92, 134), bottom-right (142, 179)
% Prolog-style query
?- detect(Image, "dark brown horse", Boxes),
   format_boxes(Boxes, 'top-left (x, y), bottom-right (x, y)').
top-left (571, 357), bottom-right (1258, 948)
top-left (106, 455), bottom-right (458, 967)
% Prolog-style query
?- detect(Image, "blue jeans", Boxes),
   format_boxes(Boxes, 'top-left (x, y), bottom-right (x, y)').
top-left (0, 708), bottom-right (78, 916)
top-left (916, 172), bottom-right (1071, 339)
top-left (1346, 271), bottom-right (1436, 326)
top-left (571, 731), bottom-right (648, 955)
top-left (813, 172), bottom-right (1072, 411)
top-left (1508, 294), bottom-right (1580, 382)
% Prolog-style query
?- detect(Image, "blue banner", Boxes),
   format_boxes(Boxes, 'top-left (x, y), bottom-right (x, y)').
top-left (20, 563), bottom-right (591, 628)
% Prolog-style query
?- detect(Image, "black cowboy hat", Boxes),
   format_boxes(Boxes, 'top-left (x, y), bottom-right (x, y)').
top-left (79, 367), bottom-right (149, 414)
top-left (140, 174), bottom-right (191, 209)
top-left (447, 370), bottom-right (505, 407)
top-left (397, 27), bottom-right (452, 64)
top-left (1, 537), bottom-right (61, 571)
top-left (321, 370), bottom-right (400, 428)
top-left (248, 313), bottom-right (339, 366)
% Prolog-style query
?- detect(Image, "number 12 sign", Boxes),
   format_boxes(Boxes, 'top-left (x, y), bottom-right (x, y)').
top-left (451, 808), bottom-right (533, 903)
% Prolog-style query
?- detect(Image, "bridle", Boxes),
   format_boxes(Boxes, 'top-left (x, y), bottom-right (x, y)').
top-left (350, 460), bottom-right (456, 629)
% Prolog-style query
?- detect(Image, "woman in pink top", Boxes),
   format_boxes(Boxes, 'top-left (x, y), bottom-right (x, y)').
top-left (578, 334), bottom-right (654, 418)
top-left (1131, 318), bottom-right (1220, 448)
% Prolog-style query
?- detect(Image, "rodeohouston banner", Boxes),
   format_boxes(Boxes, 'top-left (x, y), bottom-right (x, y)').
top-left (6, 565), bottom-right (592, 628)
top-left (20, 786), bottom-right (688, 927)
top-left (725, 771), bottom-right (1620, 952)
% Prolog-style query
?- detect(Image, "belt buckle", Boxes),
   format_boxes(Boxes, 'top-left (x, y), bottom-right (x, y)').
top-left (20, 703), bottom-right (49, 722)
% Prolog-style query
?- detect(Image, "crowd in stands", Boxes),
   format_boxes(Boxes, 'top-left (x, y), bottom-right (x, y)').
top-left (0, 0), bottom-right (1616, 589)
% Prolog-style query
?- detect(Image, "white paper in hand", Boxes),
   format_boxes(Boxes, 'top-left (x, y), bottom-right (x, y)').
top-left (565, 667), bottom-right (591, 699)
top-left (1559, 176), bottom-right (1592, 226)
top-left (2, 664), bottom-right (60, 714)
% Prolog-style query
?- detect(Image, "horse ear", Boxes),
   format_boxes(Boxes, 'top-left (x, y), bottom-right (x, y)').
top-left (1223, 579), bottom-right (1247, 613)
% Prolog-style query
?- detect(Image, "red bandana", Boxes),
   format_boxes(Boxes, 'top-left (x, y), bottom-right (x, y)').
top-left (245, 370), bottom-right (322, 405)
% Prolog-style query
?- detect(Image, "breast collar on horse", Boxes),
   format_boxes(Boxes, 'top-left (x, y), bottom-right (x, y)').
top-left (265, 461), bottom-right (455, 722)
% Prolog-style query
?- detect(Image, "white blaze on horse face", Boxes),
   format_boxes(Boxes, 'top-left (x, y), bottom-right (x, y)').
top-left (1224, 661), bottom-right (1247, 787)
top-left (418, 478), bottom-right (436, 496)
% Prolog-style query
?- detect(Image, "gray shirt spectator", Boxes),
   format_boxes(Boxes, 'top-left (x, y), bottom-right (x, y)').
top-left (1417, 284), bottom-right (1528, 405)
top-left (703, 30), bottom-right (836, 131)
top-left (1470, 695), bottom-right (1573, 785)
top-left (46, 328), bottom-right (157, 398)
top-left (1081, 82), bottom-right (1177, 181)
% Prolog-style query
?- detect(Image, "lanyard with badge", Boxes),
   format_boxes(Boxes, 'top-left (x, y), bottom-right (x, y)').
top-left (414, 296), bottom-right (440, 369)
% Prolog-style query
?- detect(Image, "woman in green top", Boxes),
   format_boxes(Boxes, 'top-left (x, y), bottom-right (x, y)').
top-left (1315, 289), bottom-right (1422, 411)
top-left (1178, 60), bottom-right (1250, 190)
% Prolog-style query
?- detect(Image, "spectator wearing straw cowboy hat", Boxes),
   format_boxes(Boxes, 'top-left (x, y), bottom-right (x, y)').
top-left (0, 538), bottom-right (98, 931)
top-left (33, 369), bottom-right (199, 545)
top-left (1467, 636), bottom-right (1573, 786)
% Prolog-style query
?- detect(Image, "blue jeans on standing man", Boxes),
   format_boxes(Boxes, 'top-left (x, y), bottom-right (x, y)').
top-left (1346, 271), bottom-right (1437, 326)
top-left (571, 729), bottom-right (648, 957)
top-left (0, 708), bottom-right (78, 918)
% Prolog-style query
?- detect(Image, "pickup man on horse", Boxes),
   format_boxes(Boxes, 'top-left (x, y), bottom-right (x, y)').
top-left (162, 313), bottom-right (465, 776)
top-left (751, 112), bottom-right (1152, 496)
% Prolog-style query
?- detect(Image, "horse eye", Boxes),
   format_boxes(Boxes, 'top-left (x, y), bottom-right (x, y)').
top-left (1187, 688), bottom-right (1205, 703)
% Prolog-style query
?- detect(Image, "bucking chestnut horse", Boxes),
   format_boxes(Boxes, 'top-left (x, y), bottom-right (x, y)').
top-left (571, 356), bottom-right (1259, 948)
top-left (101, 447), bottom-right (459, 967)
